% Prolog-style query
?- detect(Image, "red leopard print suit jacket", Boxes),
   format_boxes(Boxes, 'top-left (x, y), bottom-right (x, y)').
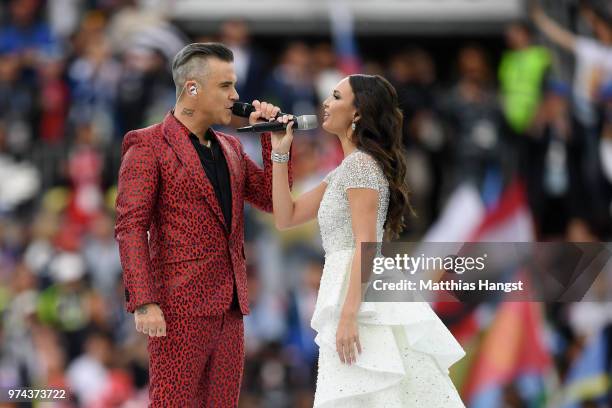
top-left (115, 112), bottom-right (292, 316)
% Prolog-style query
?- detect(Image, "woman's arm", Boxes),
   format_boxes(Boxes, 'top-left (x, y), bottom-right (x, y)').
top-left (272, 166), bottom-right (327, 230)
top-left (343, 188), bottom-right (378, 315)
top-left (336, 187), bottom-right (378, 364)
top-left (270, 115), bottom-right (327, 230)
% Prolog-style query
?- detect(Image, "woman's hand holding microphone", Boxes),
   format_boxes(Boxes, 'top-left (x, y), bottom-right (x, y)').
top-left (270, 115), bottom-right (295, 158)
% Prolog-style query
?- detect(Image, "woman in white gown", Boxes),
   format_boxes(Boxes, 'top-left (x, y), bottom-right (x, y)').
top-left (268, 74), bottom-right (465, 407)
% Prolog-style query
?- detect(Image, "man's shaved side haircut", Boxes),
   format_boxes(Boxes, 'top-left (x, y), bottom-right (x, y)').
top-left (171, 42), bottom-right (234, 99)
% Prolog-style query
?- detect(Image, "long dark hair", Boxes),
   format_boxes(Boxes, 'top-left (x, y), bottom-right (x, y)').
top-left (348, 74), bottom-right (413, 240)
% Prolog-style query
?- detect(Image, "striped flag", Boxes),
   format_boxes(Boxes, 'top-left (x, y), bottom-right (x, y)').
top-left (463, 302), bottom-right (552, 407)
top-left (327, 0), bottom-right (361, 75)
top-left (559, 325), bottom-right (611, 408)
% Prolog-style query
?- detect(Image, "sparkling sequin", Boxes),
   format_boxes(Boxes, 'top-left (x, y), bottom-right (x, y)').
top-left (318, 150), bottom-right (389, 254)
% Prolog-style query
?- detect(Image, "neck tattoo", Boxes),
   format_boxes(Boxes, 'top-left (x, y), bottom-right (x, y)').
top-left (181, 108), bottom-right (194, 116)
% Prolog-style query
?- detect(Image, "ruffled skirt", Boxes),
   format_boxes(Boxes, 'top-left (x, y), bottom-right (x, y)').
top-left (311, 249), bottom-right (466, 408)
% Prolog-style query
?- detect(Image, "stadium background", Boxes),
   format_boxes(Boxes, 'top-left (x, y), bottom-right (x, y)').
top-left (0, 0), bottom-right (611, 406)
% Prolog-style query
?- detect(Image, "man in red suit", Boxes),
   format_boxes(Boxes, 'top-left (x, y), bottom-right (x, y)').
top-left (114, 43), bottom-right (292, 407)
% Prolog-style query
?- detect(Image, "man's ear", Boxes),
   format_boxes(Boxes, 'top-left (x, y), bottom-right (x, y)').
top-left (185, 80), bottom-right (201, 97)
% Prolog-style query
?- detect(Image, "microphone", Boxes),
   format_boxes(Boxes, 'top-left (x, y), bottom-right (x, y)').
top-left (231, 102), bottom-right (292, 119)
top-left (236, 115), bottom-right (318, 133)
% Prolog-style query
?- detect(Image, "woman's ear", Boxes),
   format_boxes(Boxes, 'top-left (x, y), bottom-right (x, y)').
top-left (353, 112), bottom-right (361, 123)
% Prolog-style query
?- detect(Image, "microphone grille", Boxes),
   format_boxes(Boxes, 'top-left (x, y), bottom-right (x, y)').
top-left (297, 115), bottom-right (319, 130)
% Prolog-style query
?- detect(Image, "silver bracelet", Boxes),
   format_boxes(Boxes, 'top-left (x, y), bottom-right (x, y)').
top-left (271, 150), bottom-right (290, 163)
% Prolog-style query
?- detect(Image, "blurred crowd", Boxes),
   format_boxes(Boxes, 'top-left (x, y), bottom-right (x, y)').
top-left (0, 0), bottom-right (611, 407)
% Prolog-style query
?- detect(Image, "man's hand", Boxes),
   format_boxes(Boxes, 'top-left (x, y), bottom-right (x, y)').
top-left (134, 303), bottom-right (166, 337)
top-left (528, 0), bottom-right (543, 19)
top-left (248, 100), bottom-right (281, 125)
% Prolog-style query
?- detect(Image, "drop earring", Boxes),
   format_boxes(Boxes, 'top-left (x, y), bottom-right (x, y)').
top-left (351, 122), bottom-right (356, 130)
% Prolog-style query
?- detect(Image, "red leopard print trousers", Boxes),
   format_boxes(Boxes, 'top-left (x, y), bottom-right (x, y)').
top-left (147, 308), bottom-right (244, 407)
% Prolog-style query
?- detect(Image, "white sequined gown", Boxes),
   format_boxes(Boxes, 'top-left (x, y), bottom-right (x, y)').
top-left (312, 150), bottom-right (465, 407)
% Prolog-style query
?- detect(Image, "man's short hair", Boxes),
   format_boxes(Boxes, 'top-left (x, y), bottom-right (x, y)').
top-left (171, 42), bottom-right (234, 99)
top-left (509, 20), bottom-right (535, 37)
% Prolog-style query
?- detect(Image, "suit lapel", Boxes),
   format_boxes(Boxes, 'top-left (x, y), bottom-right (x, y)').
top-left (162, 113), bottom-right (228, 233)
top-left (215, 130), bottom-right (240, 238)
